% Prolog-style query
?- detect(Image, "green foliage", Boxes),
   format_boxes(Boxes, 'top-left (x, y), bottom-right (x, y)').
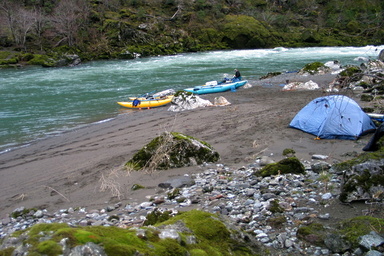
top-left (154, 238), bottom-right (187, 256)
top-left (267, 215), bottom-right (286, 229)
top-left (268, 199), bottom-right (284, 213)
top-left (302, 62), bottom-right (325, 74)
top-left (222, 15), bottom-right (275, 48)
top-left (131, 184), bottom-right (145, 190)
top-left (0, 247), bottom-right (15, 256)
top-left (37, 240), bottom-right (62, 256)
top-left (167, 188), bottom-right (181, 200)
top-left (282, 148), bottom-right (296, 157)
top-left (346, 20), bottom-right (361, 33)
top-left (190, 249), bottom-right (209, 256)
top-left (10, 207), bottom-right (38, 219)
top-left (156, 210), bottom-right (250, 255)
top-left (259, 72), bottom-right (282, 79)
top-left (339, 66), bottom-right (361, 77)
top-left (0, 58), bottom-right (17, 65)
top-left (143, 208), bottom-right (172, 226)
top-left (5, 210), bottom-right (258, 255)
top-left (73, 230), bottom-right (103, 244)
top-left (174, 91), bottom-right (194, 98)
top-left (337, 216), bottom-right (384, 247)
top-left (103, 243), bottom-right (137, 255)
top-left (0, 51), bottom-right (18, 60)
top-left (27, 54), bottom-right (53, 66)
top-left (317, 171), bottom-right (331, 184)
top-left (301, 30), bottom-right (321, 44)
top-left (360, 94), bottom-right (374, 102)
top-left (0, 51), bottom-right (19, 65)
top-left (1, 0), bottom-right (383, 65)
top-left (297, 223), bottom-right (326, 246)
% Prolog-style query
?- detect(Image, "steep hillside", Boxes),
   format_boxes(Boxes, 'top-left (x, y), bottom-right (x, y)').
top-left (0, 0), bottom-right (383, 65)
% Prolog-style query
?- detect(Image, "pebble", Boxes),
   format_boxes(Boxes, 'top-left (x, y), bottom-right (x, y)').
top-left (0, 161), bottom-right (381, 255)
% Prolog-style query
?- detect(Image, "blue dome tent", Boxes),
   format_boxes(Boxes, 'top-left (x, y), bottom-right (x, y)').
top-left (289, 95), bottom-right (376, 140)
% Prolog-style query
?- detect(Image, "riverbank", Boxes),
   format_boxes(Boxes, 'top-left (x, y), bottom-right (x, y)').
top-left (0, 72), bottom-right (373, 220)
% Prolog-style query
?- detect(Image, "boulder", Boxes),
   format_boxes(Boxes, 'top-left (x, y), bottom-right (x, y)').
top-left (158, 175), bottom-right (195, 189)
top-left (214, 96), bottom-right (231, 106)
top-left (254, 157), bottom-right (305, 177)
top-left (339, 159), bottom-right (384, 203)
top-left (298, 61), bottom-right (331, 75)
top-left (282, 80), bottom-right (319, 91)
top-left (68, 242), bottom-right (106, 256)
top-left (324, 60), bottom-right (343, 74)
top-left (324, 233), bottom-right (352, 253)
top-left (125, 132), bottom-right (220, 170)
top-left (42, 54), bottom-right (81, 67)
top-left (378, 49), bottom-right (384, 62)
top-left (311, 161), bottom-right (331, 173)
top-left (359, 231), bottom-right (384, 251)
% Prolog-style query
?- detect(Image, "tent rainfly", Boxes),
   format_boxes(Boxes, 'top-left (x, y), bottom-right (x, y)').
top-left (289, 95), bottom-right (376, 140)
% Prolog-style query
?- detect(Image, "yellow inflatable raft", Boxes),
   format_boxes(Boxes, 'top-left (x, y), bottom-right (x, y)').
top-left (117, 96), bottom-right (173, 109)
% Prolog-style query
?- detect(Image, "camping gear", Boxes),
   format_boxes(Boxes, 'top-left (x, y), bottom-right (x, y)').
top-left (128, 89), bottom-right (175, 100)
top-left (117, 95), bottom-right (173, 109)
top-left (367, 113), bottom-right (384, 122)
top-left (184, 80), bottom-right (247, 95)
top-left (289, 95), bottom-right (376, 140)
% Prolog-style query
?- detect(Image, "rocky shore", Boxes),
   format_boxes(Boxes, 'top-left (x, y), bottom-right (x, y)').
top-left (1, 57), bottom-right (383, 255)
top-left (1, 160), bottom-right (383, 255)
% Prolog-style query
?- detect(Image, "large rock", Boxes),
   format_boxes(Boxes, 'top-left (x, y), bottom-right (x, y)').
top-left (339, 158), bottom-right (384, 203)
top-left (298, 61), bottom-right (331, 75)
top-left (68, 242), bottom-right (106, 256)
top-left (254, 157), bottom-right (305, 177)
top-left (282, 80), bottom-right (319, 91)
top-left (42, 54), bottom-right (81, 67)
top-left (359, 231), bottom-right (384, 251)
top-left (125, 132), bottom-right (220, 170)
top-left (378, 49), bottom-right (384, 61)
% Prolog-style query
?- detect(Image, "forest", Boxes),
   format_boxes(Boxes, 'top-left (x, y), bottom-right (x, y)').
top-left (0, 0), bottom-right (383, 66)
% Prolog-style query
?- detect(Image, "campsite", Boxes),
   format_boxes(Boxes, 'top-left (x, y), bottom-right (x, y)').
top-left (0, 57), bottom-right (384, 255)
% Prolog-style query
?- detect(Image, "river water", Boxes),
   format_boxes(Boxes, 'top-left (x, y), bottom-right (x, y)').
top-left (1, 45), bottom-right (383, 153)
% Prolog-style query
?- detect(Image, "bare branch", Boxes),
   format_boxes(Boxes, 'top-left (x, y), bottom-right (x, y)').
top-left (44, 186), bottom-right (70, 202)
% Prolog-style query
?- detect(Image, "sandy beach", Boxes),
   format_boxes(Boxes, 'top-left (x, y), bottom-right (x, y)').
top-left (0, 73), bottom-right (373, 219)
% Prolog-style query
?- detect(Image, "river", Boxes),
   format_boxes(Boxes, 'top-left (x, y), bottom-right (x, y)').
top-left (0, 45), bottom-right (383, 153)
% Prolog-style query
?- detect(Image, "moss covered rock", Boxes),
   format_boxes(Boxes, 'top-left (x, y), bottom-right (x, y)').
top-left (338, 66), bottom-right (363, 82)
top-left (297, 216), bottom-right (384, 253)
top-left (297, 222), bottom-right (327, 246)
top-left (336, 216), bottom-right (384, 248)
top-left (332, 145), bottom-right (384, 203)
top-left (254, 157), bottom-right (305, 177)
top-left (0, 51), bottom-right (21, 67)
top-left (339, 160), bottom-right (384, 203)
top-left (126, 132), bottom-right (220, 171)
top-left (0, 210), bottom-right (265, 256)
top-left (300, 61), bottom-right (330, 75)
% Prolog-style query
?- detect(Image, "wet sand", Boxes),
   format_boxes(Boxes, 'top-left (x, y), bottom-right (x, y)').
top-left (0, 74), bottom-right (371, 218)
